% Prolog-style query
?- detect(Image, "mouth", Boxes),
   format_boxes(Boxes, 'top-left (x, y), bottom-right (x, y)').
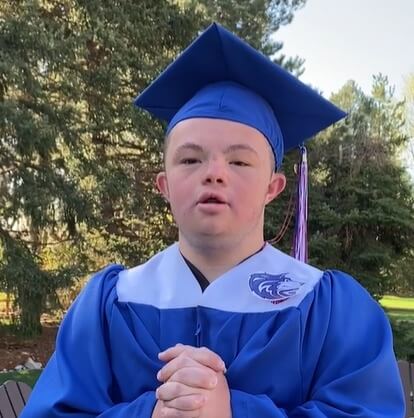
top-left (197, 193), bottom-right (228, 205)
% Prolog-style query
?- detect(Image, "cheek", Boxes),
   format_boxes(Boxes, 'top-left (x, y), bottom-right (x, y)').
top-left (233, 179), bottom-right (268, 217)
top-left (243, 171), bottom-right (269, 195)
top-left (165, 176), bottom-right (194, 211)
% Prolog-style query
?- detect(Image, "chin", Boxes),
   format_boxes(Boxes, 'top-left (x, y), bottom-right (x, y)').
top-left (184, 228), bottom-right (228, 242)
top-left (198, 230), bottom-right (243, 245)
top-left (185, 219), bottom-right (228, 234)
top-left (196, 227), bottom-right (228, 238)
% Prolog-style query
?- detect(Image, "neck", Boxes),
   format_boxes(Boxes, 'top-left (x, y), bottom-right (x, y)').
top-left (179, 233), bottom-right (265, 282)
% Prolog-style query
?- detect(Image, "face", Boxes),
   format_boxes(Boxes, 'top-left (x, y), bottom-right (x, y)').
top-left (156, 118), bottom-right (286, 249)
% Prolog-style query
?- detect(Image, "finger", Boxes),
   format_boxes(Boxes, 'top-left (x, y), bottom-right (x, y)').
top-left (169, 366), bottom-right (218, 390)
top-left (157, 381), bottom-right (204, 402)
top-left (163, 394), bottom-right (206, 411)
top-left (158, 355), bottom-right (201, 382)
top-left (159, 344), bottom-right (186, 356)
top-left (159, 345), bottom-right (226, 373)
top-left (160, 404), bottom-right (201, 418)
top-left (158, 344), bottom-right (190, 361)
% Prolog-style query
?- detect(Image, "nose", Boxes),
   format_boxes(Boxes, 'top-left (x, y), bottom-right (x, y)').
top-left (202, 158), bottom-right (227, 185)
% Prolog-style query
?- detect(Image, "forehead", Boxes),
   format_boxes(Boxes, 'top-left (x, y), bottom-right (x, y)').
top-left (167, 118), bottom-right (271, 153)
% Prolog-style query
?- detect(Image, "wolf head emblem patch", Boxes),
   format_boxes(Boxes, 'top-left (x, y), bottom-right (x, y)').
top-left (249, 272), bottom-right (304, 304)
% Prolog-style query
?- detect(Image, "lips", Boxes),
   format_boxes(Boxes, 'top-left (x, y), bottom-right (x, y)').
top-left (197, 192), bottom-right (228, 205)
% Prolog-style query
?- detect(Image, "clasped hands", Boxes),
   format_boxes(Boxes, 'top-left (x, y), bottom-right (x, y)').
top-left (152, 344), bottom-right (231, 418)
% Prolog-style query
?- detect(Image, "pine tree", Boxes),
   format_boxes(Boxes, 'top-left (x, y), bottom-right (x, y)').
top-left (308, 77), bottom-right (414, 298)
top-left (0, 0), bottom-right (201, 335)
top-left (0, 0), bottom-right (307, 335)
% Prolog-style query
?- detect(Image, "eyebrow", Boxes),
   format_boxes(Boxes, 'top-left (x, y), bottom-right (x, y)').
top-left (223, 144), bottom-right (258, 156)
top-left (174, 143), bottom-right (204, 155)
top-left (173, 142), bottom-right (259, 156)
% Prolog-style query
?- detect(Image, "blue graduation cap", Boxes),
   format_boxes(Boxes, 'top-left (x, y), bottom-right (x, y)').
top-left (134, 22), bottom-right (346, 263)
top-left (134, 22), bottom-right (346, 169)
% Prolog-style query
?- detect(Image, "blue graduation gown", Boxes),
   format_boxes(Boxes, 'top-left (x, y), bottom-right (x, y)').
top-left (21, 243), bottom-right (405, 417)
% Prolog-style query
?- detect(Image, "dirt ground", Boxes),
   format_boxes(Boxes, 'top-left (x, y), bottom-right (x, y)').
top-left (0, 325), bottom-right (57, 370)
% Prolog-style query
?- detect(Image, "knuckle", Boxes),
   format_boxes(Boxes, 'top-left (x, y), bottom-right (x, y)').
top-left (170, 381), bottom-right (182, 397)
top-left (177, 352), bottom-right (189, 364)
top-left (205, 373), bottom-right (216, 386)
top-left (156, 383), bottom-right (168, 400)
top-left (182, 396), bottom-right (199, 409)
top-left (190, 395), bottom-right (205, 409)
top-left (157, 386), bottom-right (165, 399)
top-left (166, 396), bottom-right (203, 414)
top-left (177, 355), bottom-right (190, 367)
top-left (171, 368), bottom-right (186, 382)
top-left (199, 346), bottom-right (210, 354)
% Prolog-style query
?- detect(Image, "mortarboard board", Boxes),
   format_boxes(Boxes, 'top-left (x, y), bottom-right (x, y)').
top-left (134, 22), bottom-right (346, 169)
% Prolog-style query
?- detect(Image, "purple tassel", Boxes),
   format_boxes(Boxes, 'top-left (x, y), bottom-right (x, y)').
top-left (293, 145), bottom-right (308, 263)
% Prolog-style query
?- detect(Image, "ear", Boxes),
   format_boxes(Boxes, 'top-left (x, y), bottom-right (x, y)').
top-left (156, 171), bottom-right (170, 201)
top-left (265, 173), bottom-right (286, 205)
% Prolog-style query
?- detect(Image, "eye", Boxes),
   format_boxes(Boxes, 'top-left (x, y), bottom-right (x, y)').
top-left (230, 160), bottom-right (250, 167)
top-left (180, 158), bottom-right (201, 165)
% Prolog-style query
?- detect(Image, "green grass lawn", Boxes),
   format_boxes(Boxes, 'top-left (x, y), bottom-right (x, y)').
top-left (380, 295), bottom-right (414, 310)
top-left (0, 369), bottom-right (41, 387)
top-left (380, 295), bottom-right (414, 322)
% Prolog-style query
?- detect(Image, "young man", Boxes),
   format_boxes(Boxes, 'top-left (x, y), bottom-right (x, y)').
top-left (22, 23), bottom-right (404, 418)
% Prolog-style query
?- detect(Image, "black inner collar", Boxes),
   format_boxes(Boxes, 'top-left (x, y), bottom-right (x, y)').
top-left (182, 257), bottom-right (210, 291)
top-left (181, 243), bottom-right (266, 292)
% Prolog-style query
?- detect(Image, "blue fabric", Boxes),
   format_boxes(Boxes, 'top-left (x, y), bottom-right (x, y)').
top-left (166, 82), bottom-right (285, 169)
top-left (134, 23), bottom-right (346, 168)
top-left (20, 265), bottom-right (158, 418)
top-left (21, 266), bottom-right (404, 417)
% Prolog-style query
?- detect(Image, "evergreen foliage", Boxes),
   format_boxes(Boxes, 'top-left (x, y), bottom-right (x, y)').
top-left (266, 77), bottom-right (414, 299)
top-left (0, 0), bottom-right (306, 335)
top-left (1, 1), bottom-right (413, 336)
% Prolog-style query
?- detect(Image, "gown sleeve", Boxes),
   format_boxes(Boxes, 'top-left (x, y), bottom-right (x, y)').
top-left (20, 264), bottom-right (157, 418)
top-left (229, 271), bottom-right (405, 418)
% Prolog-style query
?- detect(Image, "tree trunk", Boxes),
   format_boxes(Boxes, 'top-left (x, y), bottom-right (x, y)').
top-left (17, 288), bottom-right (43, 337)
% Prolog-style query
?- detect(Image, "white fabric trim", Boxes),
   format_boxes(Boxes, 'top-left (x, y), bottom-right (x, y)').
top-left (116, 243), bottom-right (323, 313)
